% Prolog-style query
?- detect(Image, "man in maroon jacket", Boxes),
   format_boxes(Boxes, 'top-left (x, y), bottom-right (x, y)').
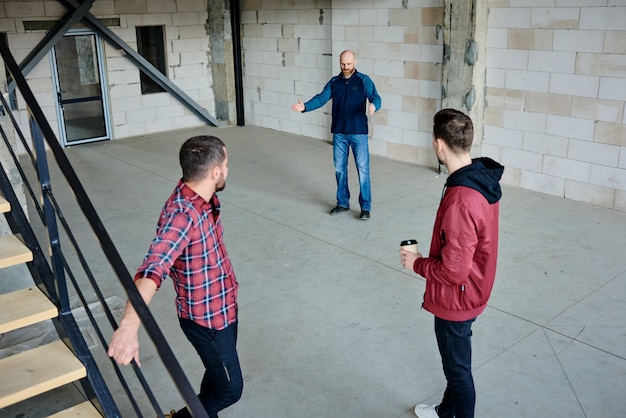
top-left (400, 109), bottom-right (504, 418)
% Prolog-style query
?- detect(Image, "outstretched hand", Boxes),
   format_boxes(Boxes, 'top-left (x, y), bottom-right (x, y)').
top-left (291, 99), bottom-right (305, 112)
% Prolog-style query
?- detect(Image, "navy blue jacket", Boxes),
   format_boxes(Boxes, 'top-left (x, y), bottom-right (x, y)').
top-left (303, 70), bottom-right (381, 134)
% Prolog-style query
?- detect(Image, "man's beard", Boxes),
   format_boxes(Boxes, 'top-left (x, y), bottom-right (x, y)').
top-left (216, 180), bottom-right (226, 192)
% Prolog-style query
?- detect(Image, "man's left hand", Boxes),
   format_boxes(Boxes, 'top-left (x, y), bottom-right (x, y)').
top-left (400, 248), bottom-right (422, 270)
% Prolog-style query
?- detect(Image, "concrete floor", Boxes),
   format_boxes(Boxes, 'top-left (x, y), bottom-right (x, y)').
top-left (2, 125), bottom-right (625, 417)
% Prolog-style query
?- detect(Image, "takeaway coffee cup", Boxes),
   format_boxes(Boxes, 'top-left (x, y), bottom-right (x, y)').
top-left (400, 239), bottom-right (418, 254)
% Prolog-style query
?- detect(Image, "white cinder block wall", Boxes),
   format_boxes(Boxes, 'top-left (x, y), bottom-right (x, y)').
top-left (484, 1), bottom-right (626, 212)
top-left (2, 1), bottom-right (625, 212)
top-left (0, 0), bottom-right (214, 142)
top-left (241, 0), bottom-right (334, 138)
top-left (241, 0), bottom-right (626, 212)
top-left (241, 0), bottom-right (445, 168)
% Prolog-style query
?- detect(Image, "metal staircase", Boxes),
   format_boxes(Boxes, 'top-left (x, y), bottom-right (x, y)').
top-left (0, 195), bottom-right (101, 416)
top-left (0, 33), bottom-right (209, 417)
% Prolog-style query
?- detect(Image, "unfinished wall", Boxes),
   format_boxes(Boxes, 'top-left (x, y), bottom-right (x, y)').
top-left (107, 0), bottom-right (215, 137)
top-left (240, 0), bottom-right (445, 168)
top-left (241, 0), bottom-right (626, 212)
top-left (483, 1), bottom-right (626, 212)
top-left (0, 0), bottom-right (219, 142)
top-left (240, 0), bottom-right (333, 137)
top-left (3, 1), bottom-right (625, 212)
top-left (0, 55), bottom-right (26, 237)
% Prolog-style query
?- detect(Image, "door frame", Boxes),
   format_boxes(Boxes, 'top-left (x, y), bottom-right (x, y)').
top-left (50, 28), bottom-right (112, 146)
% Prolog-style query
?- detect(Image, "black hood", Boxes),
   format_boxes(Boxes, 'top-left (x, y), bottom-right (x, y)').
top-left (445, 157), bottom-right (504, 204)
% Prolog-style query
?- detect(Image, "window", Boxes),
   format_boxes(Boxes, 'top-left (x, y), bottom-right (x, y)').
top-left (135, 26), bottom-right (166, 94)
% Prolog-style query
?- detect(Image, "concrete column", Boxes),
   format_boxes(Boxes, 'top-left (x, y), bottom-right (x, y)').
top-left (207, 0), bottom-right (236, 124)
top-left (441, 0), bottom-right (488, 156)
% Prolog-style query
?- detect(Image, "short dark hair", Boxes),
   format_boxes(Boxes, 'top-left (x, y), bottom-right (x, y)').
top-left (179, 135), bottom-right (226, 182)
top-left (433, 108), bottom-right (474, 152)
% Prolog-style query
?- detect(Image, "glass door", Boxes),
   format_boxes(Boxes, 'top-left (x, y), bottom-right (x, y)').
top-left (51, 30), bottom-right (111, 145)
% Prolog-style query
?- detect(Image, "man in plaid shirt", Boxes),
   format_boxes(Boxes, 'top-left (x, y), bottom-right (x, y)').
top-left (108, 135), bottom-right (242, 418)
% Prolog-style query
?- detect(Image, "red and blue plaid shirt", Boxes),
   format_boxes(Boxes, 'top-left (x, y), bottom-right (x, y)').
top-left (135, 180), bottom-right (238, 330)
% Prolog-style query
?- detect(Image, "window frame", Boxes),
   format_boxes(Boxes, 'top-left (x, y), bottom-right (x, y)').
top-left (135, 25), bottom-right (167, 95)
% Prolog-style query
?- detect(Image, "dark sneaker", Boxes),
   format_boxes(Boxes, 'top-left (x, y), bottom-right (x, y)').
top-left (359, 211), bottom-right (370, 220)
top-left (330, 206), bottom-right (349, 215)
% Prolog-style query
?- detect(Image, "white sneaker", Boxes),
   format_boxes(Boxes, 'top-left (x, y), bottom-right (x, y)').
top-left (414, 403), bottom-right (440, 418)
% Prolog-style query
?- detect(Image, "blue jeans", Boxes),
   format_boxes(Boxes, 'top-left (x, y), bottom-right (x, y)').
top-left (174, 319), bottom-right (243, 418)
top-left (332, 133), bottom-right (371, 211)
top-left (434, 316), bottom-right (476, 418)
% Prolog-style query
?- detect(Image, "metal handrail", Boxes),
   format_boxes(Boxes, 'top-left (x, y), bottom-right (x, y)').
top-left (0, 36), bottom-right (208, 417)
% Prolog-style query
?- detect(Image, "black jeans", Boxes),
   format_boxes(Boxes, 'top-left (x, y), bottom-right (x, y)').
top-left (434, 316), bottom-right (476, 418)
top-left (174, 319), bottom-right (243, 418)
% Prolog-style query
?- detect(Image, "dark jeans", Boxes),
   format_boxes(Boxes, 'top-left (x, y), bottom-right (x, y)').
top-left (173, 319), bottom-right (243, 418)
top-left (434, 316), bottom-right (476, 418)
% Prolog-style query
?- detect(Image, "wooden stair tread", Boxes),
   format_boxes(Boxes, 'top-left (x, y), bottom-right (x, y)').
top-left (0, 234), bottom-right (33, 269)
top-left (47, 401), bottom-right (102, 417)
top-left (0, 287), bottom-right (58, 334)
top-left (0, 196), bottom-right (9, 213)
top-left (0, 340), bottom-right (86, 408)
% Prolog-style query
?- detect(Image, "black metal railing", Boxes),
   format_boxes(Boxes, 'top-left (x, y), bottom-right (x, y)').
top-left (0, 36), bottom-right (208, 417)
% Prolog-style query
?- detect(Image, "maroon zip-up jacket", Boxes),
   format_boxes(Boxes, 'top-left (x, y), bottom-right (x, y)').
top-left (414, 157), bottom-right (504, 322)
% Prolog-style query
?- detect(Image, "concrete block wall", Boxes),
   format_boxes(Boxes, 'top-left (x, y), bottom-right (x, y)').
top-left (240, 0), bottom-right (333, 136)
top-left (240, 0), bottom-right (444, 168)
top-left (484, 1), bottom-right (626, 212)
top-left (0, 0), bottom-right (214, 143)
top-left (2, 1), bottom-right (625, 212)
top-left (241, 1), bottom-right (626, 212)
top-left (111, 0), bottom-right (213, 138)
top-left (332, 1), bottom-right (444, 168)
top-left (2, 22), bottom-right (58, 147)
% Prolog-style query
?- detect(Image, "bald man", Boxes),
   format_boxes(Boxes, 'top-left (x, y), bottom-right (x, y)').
top-left (291, 50), bottom-right (381, 220)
